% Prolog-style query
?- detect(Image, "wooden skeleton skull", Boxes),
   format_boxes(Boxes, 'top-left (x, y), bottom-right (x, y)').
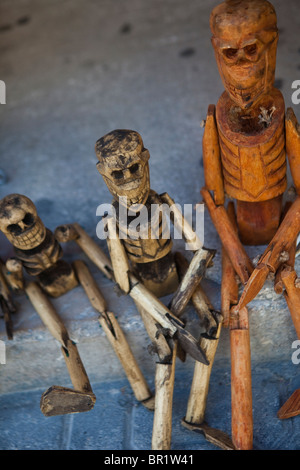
top-left (210, 0), bottom-right (278, 109)
top-left (95, 129), bottom-right (150, 210)
top-left (0, 194), bottom-right (46, 250)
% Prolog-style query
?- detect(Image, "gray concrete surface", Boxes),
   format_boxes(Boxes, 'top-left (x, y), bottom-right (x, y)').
top-left (0, 0), bottom-right (300, 451)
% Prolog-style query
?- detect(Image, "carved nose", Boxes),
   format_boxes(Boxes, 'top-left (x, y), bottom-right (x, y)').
top-left (18, 221), bottom-right (26, 230)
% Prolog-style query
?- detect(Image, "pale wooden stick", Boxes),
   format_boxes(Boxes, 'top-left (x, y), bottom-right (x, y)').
top-left (160, 192), bottom-right (203, 251)
top-left (152, 342), bottom-right (177, 450)
top-left (185, 323), bottom-right (222, 424)
top-left (54, 223), bottom-right (114, 281)
top-left (105, 216), bottom-right (130, 294)
top-left (61, 338), bottom-right (94, 394)
top-left (25, 281), bottom-right (69, 349)
top-left (170, 247), bottom-right (215, 317)
top-left (128, 273), bottom-right (179, 335)
top-left (134, 300), bottom-right (172, 363)
top-left (174, 251), bottom-right (219, 336)
top-left (73, 259), bottom-right (154, 408)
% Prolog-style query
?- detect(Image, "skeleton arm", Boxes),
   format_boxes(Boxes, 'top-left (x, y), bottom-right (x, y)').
top-left (286, 107), bottom-right (300, 194)
top-left (202, 104), bottom-right (225, 206)
top-left (159, 192), bottom-right (203, 251)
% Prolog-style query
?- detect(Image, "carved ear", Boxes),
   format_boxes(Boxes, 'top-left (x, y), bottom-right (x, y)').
top-left (286, 107), bottom-right (300, 195)
top-left (96, 161), bottom-right (103, 174)
top-left (141, 148), bottom-right (150, 162)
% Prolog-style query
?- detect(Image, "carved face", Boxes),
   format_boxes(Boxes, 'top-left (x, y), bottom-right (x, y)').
top-left (95, 130), bottom-right (150, 210)
top-left (0, 194), bottom-right (46, 250)
top-left (210, 0), bottom-right (278, 109)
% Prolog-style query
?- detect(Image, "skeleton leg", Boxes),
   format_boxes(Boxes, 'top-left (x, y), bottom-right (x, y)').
top-left (25, 281), bottom-right (96, 416)
top-left (224, 203), bottom-right (253, 450)
top-left (133, 299), bottom-right (176, 449)
top-left (73, 259), bottom-right (154, 409)
top-left (174, 251), bottom-right (233, 449)
top-left (151, 343), bottom-right (177, 450)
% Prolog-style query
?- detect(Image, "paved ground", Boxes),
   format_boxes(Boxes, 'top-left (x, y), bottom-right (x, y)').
top-left (0, 0), bottom-right (300, 451)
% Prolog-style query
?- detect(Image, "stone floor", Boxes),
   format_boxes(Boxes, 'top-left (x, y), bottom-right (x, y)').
top-left (0, 0), bottom-right (300, 451)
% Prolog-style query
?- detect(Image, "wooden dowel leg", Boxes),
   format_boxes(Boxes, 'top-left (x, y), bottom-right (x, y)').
top-left (73, 259), bottom-right (154, 409)
top-left (99, 311), bottom-right (154, 409)
top-left (152, 343), bottom-right (177, 450)
top-left (25, 281), bottom-right (69, 349)
top-left (230, 310), bottom-right (253, 451)
top-left (25, 281), bottom-right (96, 416)
top-left (185, 324), bottom-right (221, 425)
top-left (61, 338), bottom-right (94, 394)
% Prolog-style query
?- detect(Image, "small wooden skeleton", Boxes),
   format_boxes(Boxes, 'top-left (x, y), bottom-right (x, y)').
top-left (93, 129), bottom-right (220, 449)
top-left (0, 194), bottom-right (100, 416)
top-left (195, 0), bottom-right (300, 450)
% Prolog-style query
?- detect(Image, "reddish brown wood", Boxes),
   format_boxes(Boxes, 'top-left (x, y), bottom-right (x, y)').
top-left (278, 389), bottom-right (300, 419)
top-left (281, 267), bottom-right (300, 340)
top-left (201, 188), bottom-right (253, 285)
top-left (202, 104), bottom-right (225, 206)
top-left (236, 196), bottom-right (282, 246)
top-left (230, 318), bottom-right (253, 451)
top-left (221, 202), bottom-right (239, 327)
top-left (238, 196), bottom-right (300, 309)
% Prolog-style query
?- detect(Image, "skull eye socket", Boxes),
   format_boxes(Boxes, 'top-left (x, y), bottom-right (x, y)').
top-left (223, 48), bottom-right (238, 60)
top-left (129, 163), bottom-right (139, 174)
top-left (244, 43), bottom-right (257, 58)
top-left (7, 224), bottom-right (23, 235)
top-left (111, 170), bottom-right (124, 180)
top-left (23, 212), bottom-right (34, 226)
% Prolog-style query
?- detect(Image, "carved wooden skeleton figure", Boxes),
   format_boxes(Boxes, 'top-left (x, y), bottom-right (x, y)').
top-left (95, 129), bottom-right (179, 298)
top-left (0, 194), bottom-right (97, 416)
top-left (196, 0), bottom-right (300, 450)
top-left (95, 129), bottom-right (218, 449)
